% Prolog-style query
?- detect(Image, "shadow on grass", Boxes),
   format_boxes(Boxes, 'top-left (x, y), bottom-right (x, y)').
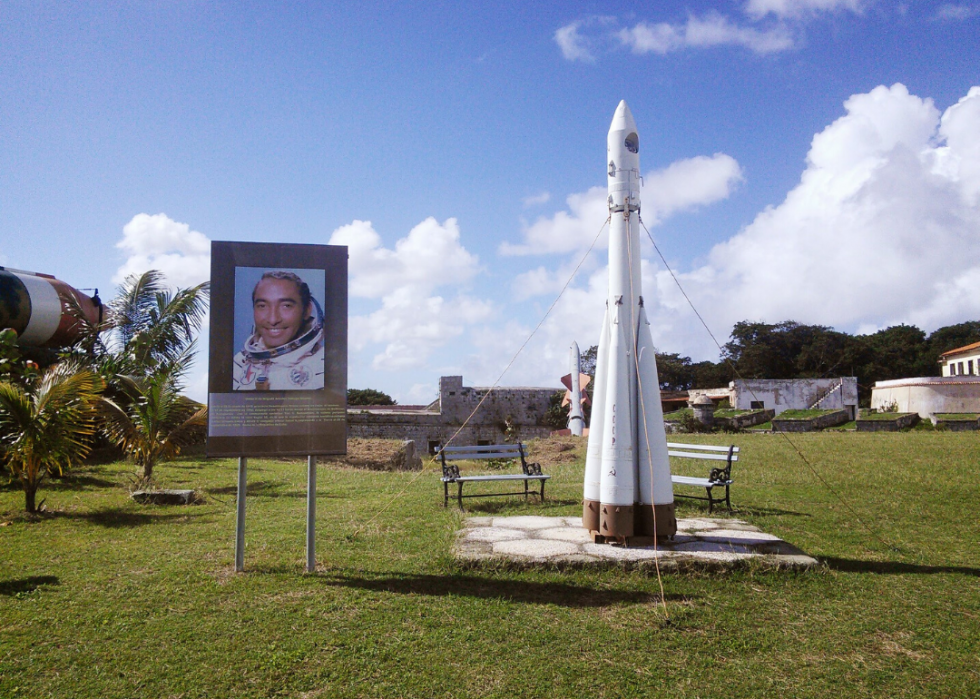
top-left (55, 507), bottom-right (210, 529)
top-left (207, 480), bottom-right (314, 499)
top-left (0, 575), bottom-right (60, 596)
top-left (720, 506), bottom-right (812, 518)
top-left (43, 474), bottom-right (117, 491)
top-left (822, 557), bottom-right (980, 577)
top-left (321, 572), bottom-right (686, 608)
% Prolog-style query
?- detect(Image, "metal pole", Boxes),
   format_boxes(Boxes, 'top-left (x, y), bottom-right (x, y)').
top-left (235, 456), bottom-right (247, 572)
top-left (306, 455), bottom-right (316, 573)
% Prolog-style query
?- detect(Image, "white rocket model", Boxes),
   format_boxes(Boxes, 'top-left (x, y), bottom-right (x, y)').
top-left (583, 101), bottom-right (676, 542)
top-left (566, 341), bottom-right (585, 436)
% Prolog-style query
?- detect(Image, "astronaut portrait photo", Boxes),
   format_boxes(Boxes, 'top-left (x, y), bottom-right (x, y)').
top-left (232, 268), bottom-right (326, 391)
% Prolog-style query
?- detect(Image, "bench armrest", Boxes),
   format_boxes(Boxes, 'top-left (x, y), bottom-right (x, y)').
top-left (708, 466), bottom-right (731, 483)
top-left (443, 462), bottom-right (461, 480)
top-left (524, 461), bottom-right (544, 477)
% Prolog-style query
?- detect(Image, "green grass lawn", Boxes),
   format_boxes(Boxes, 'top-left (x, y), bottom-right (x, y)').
top-left (858, 411), bottom-right (919, 421)
top-left (2, 433), bottom-right (979, 698)
top-left (774, 409), bottom-right (840, 420)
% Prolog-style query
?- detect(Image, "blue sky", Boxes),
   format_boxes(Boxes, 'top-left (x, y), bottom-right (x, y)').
top-left (2, 1), bottom-right (980, 403)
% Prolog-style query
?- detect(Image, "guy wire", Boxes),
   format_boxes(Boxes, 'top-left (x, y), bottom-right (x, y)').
top-left (637, 216), bottom-right (902, 555)
top-left (625, 199), bottom-right (670, 619)
top-left (350, 218), bottom-right (610, 539)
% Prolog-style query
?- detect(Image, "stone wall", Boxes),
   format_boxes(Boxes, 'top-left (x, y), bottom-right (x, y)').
top-left (730, 378), bottom-right (858, 419)
top-left (772, 409), bottom-right (849, 432)
top-left (347, 375), bottom-right (559, 452)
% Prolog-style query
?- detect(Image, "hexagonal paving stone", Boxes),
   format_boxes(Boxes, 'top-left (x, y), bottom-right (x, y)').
top-left (493, 539), bottom-right (581, 558)
top-left (671, 540), bottom-right (755, 554)
top-left (701, 529), bottom-right (782, 545)
top-left (581, 543), bottom-right (671, 560)
top-left (491, 516), bottom-right (562, 530)
top-left (538, 527), bottom-right (593, 543)
top-left (465, 527), bottom-right (527, 543)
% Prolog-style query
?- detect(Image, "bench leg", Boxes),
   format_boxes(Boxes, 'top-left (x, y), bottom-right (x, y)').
top-left (725, 484), bottom-right (731, 512)
top-left (444, 481), bottom-right (449, 507)
top-left (457, 482), bottom-right (464, 510)
top-left (706, 486), bottom-right (714, 514)
top-left (540, 480), bottom-right (546, 502)
top-left (524, 478), bottom-right (529, 501)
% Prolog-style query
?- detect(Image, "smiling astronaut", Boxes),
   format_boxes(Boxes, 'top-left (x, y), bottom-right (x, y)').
top-left (232, 271), bottom-right (324, 391)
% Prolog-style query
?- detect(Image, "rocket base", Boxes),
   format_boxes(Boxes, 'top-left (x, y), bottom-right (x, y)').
top-left (598, 503), bottom-right (634, 539)
top-left (634, 502), bottom-right (677, 539)
top-left (583, 499), bottom-right (600, 532)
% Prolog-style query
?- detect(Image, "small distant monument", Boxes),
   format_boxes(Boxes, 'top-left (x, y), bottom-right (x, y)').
top-left (561, 341), bottom-right (591, 436)
top-left (692, 394), bottom-right (715, 428)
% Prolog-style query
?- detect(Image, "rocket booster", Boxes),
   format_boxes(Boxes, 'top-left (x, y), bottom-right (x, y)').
top-left (0, 267), bottom-right (102, 348)
top-left (583, 101), bottom-right (676, 541)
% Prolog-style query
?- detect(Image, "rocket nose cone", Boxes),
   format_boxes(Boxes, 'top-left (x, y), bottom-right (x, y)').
top-left (609, 100), bottom-right (636, 133)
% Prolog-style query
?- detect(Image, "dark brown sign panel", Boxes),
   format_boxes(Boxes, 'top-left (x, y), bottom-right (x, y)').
top-left (207, 241), bottom-right (347, 457)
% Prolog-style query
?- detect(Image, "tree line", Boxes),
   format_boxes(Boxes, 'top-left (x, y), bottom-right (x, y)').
top-left (582, 319), bottom-right (980, 403)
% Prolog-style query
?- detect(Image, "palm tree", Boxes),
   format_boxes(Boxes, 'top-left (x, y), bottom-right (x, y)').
top-left (0, 364), bottom-right (104, 513)
top-left (54, 270), bottom-right (210, 486)
top-left (100, 363), bottom-right (208, 485)
top-left (104, 270), bottom-right (210, 379)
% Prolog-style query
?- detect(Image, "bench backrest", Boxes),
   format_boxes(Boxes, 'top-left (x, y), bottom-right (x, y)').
top-left (667, 443), bottom-right (738, 481)
top-left (437, 443), bottom-right (531, 479)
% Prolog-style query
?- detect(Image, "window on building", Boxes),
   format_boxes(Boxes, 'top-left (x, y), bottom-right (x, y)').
top-left (969, 360), bottom-right (975, 375)
top-left (750, 400), bottom-right (765, 410)
top-left (428, 440), bottom-right (441, 455)
top-left (959, 361), bottom-right (966, 375)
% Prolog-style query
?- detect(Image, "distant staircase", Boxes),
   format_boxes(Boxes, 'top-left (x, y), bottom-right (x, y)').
top-left (808, 379), bottom-right (844, 410)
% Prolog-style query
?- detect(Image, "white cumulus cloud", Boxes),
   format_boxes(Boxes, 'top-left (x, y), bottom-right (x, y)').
top-left (329, 217), bottom-right (491, 371)
top-left (744, 0), bottom-right (866, 19)
top-left (114, 213), bottom-right (211, 288)
top-left (500, 154), bottom-right (743, 256)
top-left (554, 21), bottom-right (595, 62)
top-left (557, 1), bottom-right (868, 62)
top-left (523, 191), bottom-right (551, 208)
top-left (619, 14), bottom-right (794, 55)
top-left (649, 83), bottom-right (980, 356)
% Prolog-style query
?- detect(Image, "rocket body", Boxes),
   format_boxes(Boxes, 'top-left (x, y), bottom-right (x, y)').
top-left (0, 267), bottom-right (102, 348)
top-left (583, 101), bottom-right (676, 541)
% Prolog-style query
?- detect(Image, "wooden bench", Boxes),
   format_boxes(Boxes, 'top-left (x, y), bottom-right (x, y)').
top-left (438, 443), bottom-right (550, 509)
top-left (668, 442), bottom-right (739, 513)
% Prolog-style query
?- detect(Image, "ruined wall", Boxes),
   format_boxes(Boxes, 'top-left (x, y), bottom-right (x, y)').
top-left (347, 375), bottom-right (559, 452)
top-left (437, 376), bottom-right (556, 426)
top-left (730, 378), bottom-right (858, 418)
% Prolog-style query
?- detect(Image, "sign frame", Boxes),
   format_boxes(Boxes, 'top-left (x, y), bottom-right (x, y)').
top-left (207, 241), bottom-right (348, 458)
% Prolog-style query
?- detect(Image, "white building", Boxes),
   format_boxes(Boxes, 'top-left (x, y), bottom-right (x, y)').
top-left (871, 376), bottom-right (980, 418)
top-left (939, 341), bottom-right (980, 377)
top-left (691, 378), bottom-right (859, 419)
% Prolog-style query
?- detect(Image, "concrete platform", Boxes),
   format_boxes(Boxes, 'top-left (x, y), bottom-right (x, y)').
top-left (455, 515), bottom-right (818, 571)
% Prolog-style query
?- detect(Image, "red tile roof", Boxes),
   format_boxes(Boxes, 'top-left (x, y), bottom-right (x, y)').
top-left (939, 340), bottom-right (980, 358)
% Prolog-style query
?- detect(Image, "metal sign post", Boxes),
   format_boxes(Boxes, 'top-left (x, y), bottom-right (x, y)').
top-left (235, 456), bottom-right (247, 572)
top-left (306, 455), bottom-right (316, 573)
